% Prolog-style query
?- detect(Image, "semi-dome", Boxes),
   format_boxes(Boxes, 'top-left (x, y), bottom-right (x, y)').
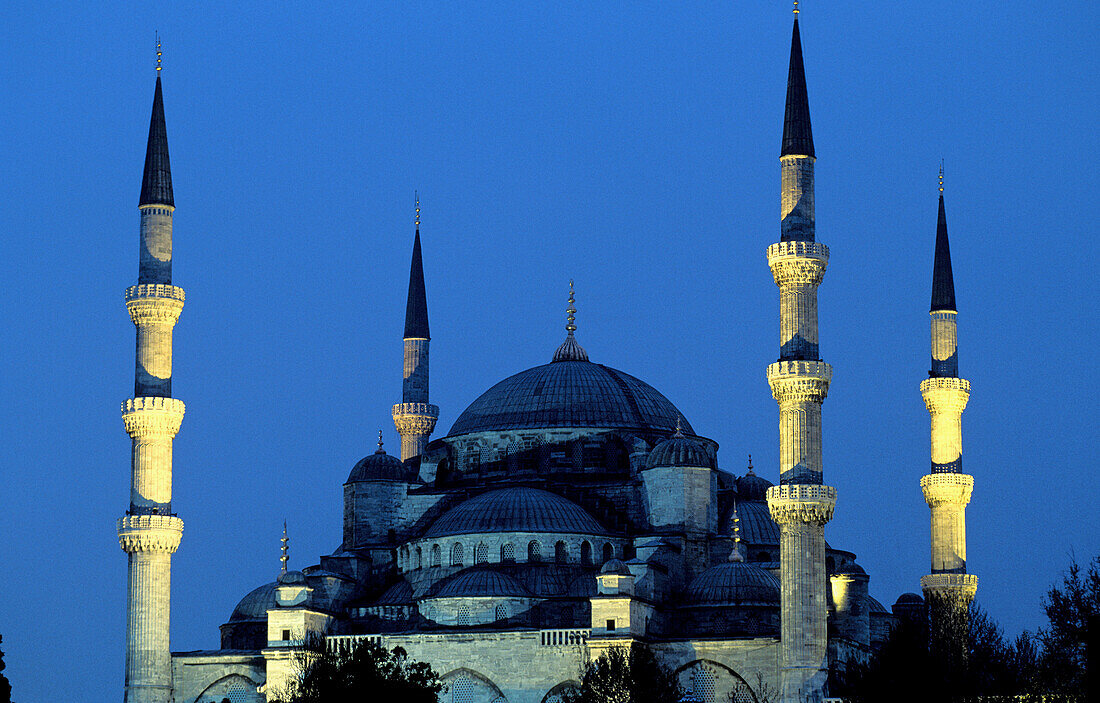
top-left (732, 500), bottom-right (780, 545)
top-left (375, 579), bottom-right (414, 605)
top-left (434, 569), bottom-right (530, 598)
top-left (347, 438), bottom-right (407, 483)
top-left (423, 487), bottom-right (607, 538)
top-left (685, 562), bottom-right (781, 605)
top-left (448, 361), bottom-right (694, 437)
top-left (228, 582), bottom-right (278, 622)
top-left (646, 425), bottom-right (711, 469)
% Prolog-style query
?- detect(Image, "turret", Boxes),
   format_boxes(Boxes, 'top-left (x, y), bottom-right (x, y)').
top-left (392, 196), bottom-right (439, 462)
top-left (118, 42), bottom-right (185, 703)
top-left (920, 168), bottom-right (977, 629)
top-left (765, 9), bottom-right (836, 702)
top-left (641, 420), bottom-right (717, 533)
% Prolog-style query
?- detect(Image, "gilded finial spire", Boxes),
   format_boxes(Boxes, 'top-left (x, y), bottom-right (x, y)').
top-left (729, 504), bottom-right (745, 562)
top-left (939, 161), bottom-right (944, 193)
top-left (280, 521), bottom-right (289, 575)
top-left (376, 429), bottom-right (385, 454)
top-left (674, 417), bottom-right (684, 438)
top-left (415, 191), bottom-right (420, 230)
top-left (747, 454), bottom-right (754, 475)
top-left (793, 0), bottom-right (799, 14)
top-left (156, 34), bottom-right (162, 73)
top-left (566, 280), bottom-right (577, 335)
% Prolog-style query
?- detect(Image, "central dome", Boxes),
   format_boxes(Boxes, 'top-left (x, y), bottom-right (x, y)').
top-left (448, 360), bottom-right (694, 437)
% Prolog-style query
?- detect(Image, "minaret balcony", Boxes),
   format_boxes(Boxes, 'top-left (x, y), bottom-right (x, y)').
top-left (392, 403), bottom-right (439, 436)
top-left (122, 397), bottom-right (186, 438)
top-left (126, 284), bottom-right (185, 326)
top-left (766, 360), bottom-right (831, 403)
top-left (920, 473), bottom-right (973, 506)
top-left (766, 484), bottom-right (836, 526)
top-left (920, 377), bottom-right (970, 413)
top-left (921, 573), bottom-right (978, 601)
top-left (117, 514), bottom-right (184, 554)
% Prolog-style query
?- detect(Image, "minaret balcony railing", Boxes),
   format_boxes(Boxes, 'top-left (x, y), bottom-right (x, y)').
top-left (125, 284), bottom-right (185, 303)
top-left (117, 514), bottom-right (184, 553)
top-left (766, 484), bottom-right (836, 525)
top-left (392, 402), bottom-right (439, 418)
top-left (921, 573), bottom-right (978, 596)
top-left (920, 473), bottom-right (973, 506)
top-left (767, 240), bottom-right (829, 261)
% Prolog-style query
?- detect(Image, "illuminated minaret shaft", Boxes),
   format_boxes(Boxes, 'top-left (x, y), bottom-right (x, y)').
top-left (118, 45), bottom-right (185, 703)
top-left (392, 196), bottom-right (439, 461)
top-left (920, 170), bottom-right (977, 615)
top-left (765, 12), bottom-right (836, 703)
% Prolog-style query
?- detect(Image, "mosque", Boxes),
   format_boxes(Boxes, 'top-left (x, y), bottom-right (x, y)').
top-left (115, 12), bottom-right (978, 703)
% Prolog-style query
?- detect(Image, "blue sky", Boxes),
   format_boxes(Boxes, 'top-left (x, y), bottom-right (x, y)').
top-left (0, 2), bottom-right (1097, 701)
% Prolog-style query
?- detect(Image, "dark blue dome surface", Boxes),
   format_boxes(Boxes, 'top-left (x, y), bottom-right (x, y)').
top-left (423, 487), bottom-right (607, 538)
top-left (447, 361), bottom-right (693, 437)
top-left (434, 569), bottom-right (530, 598)
top-left (229, 582), bottom-right (277, 622)
top-left (347, 447), bottom-right (407, 483)
top-left (685, 562), bottom-right (781, 605)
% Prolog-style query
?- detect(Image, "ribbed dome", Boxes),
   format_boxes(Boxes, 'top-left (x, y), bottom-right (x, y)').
top-left (685, 562), bottom-right (781, 605)
top-left (228, 582), bottom-right (277, 622)
top-left (448, 361), bottom-right (693, 436)
top-left (894, 592), bottom-right (925, 606)
top-left (833, 562), bottom-right (867, 576)
top-left (434, 569), bottom-right (530, 598)
top-left (736, 471), bottom-right (774, 502)
top-left (868, 596), bottom-right (891, 614)
top-left (347, 445), bottom-right (407, 482)
top-left (646, 432), bottom-right (711, 469)
top-left (278, 570), bottom-right (307, 585)
top-left (600, 558), bottom-right (632, 576)
top-left (423, 487), bottom-right (607, 538)
top-left (732, 500), bottom-right (780, 545)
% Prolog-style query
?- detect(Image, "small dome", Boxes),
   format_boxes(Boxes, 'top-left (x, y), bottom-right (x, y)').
top-left (832, 562), bottom-right (867, 577)
top-left (423, 487), bottom-right (607, 538)
top-left (433, 569), bottom-right (530, 598)
top-left (347, 442), bottom-right (407, 483)
top-left (685, 562), bottom-right (781, 605)
top-left (646, 429), bottom-right (711, 469)
top-left (736, 471), bottom-right (774, 502)
top-left (375, 579), bottom-right (414, 605)
top-left (731, 500), bottom-right (779, 544)
top-left (278, 570), bottom-right (307, 585)
top-left (600, 558), bottom-right (632, 576)
top-left (228, 582), bottom-right (278, 622)
top-left (867, 596), bottom-right (890, 614)
top-left (894, 592), bottom-right (925, 606)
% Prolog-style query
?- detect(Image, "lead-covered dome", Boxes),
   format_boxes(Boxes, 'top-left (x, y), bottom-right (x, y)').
top-left (423, 487), bottom-right (607, 538)
top-left (347, 441), bottom-right (407, 483)
top-left (448, 361), bottom-right (693, 437)
top-left (685, 562), bottom-right (781, 605)
top-left (434, 569), bottom-right (530, 598)
top-left (647, 426), bottom-right (711, 469)
top-left (228, 582), bottom-right (277, 622)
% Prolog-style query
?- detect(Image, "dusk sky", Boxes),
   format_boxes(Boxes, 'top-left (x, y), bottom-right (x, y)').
top-left (1, 2), bottom-right (1097, 701)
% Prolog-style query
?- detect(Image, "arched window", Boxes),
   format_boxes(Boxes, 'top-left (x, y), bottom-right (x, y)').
top-left (693, 667), bottom-right (716, 703)
top-left (451, 542), bottom-right (464, 566)
top-left (476, 543), bottom-right (489, 564)
top-left (457, 605), bottom-right (471, 627)
top-left (501, 542), bottom-right (516, 562)
top-left (451, 676), bottom-right (475, 703)
top-left (581, 541), bottom-right (592, 566)
top-left (415, 547), bottom-right (423, 569)
top-left (431, 544), bottom-right (442, 568)
top-left (528, 540), bottom-right (542, 562)
top-left (602, 542), bottom-right (614, 563)
top-left (495, 603), bottom-right (508, 621)
top-left (555, 540), bottom-right (568, 564)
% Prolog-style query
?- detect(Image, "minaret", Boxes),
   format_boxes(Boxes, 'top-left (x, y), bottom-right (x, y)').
top-left (118, 40), bottom-right (185, 703)
top-left (764, 8), bottom-right (836, 702)
top-left (920, 168), bottom-right (977, 627)
top-left (392, 195), bottom-right (439, 461)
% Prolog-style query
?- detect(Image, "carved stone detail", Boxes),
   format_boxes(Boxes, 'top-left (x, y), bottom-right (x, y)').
top-left (126, 285), bottom-right (185, 326)
top-left (117, 514), bottom-right (184, 553)
top-left (392, 403), bottom-right (439, 436)
top-left (767, 242), bottom-right (829, 287)
top-left (920, 377), bottom-right (971, 413)
top-left (921, 473), bottom-right (974, 507)
top-left (921, 573), bottom-right (978, 602)
top-left (767, 361), bottom-right (832, 403)
top-left (767, 484), bottom-right (837, 526)
top-left (122, 397), bottom-right (186, 439)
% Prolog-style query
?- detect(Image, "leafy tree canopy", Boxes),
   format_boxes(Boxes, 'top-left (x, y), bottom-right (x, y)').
top-left (564, 644), bottom-right (681, 703)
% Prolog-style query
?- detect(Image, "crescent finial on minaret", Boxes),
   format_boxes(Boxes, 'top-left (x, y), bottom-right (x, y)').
top-left (793, 0), bottom-right (799, 15)
top-left (415, 191), bottom-right (420, 230)
top-left (939, 160), bottom-right (944, 193)
top-left (156, 33), bottom-right (162, 73)
top-left (280, 521), bottom-right (289, 575)
top-left (566, 279), bottom-right (577, 334)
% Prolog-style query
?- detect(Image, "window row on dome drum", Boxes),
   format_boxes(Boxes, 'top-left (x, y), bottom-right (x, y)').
top-left (397, 537), bottom-right (620, 571)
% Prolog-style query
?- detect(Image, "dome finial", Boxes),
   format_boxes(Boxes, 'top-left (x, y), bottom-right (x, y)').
top-left (552, 279), bottom-right (589, 362)
top-left (376, 429), bottom-right (385, 454)
top-left (729, 504), bottom-right (744, 562)
top-left (280, 521), bottom-right (289, 575)
top-left (793, 0), bottom-right (799, 15)
top-left (747, 454), bottom-right (754, 475)
top-left (674, 416), bottom-right (684, 438)
top-left (938, 160), bottom-right (944, 194)
top-left (415, 190), bottom-right (420, 230)
top-left (155, 33), bottom-right (162, 73)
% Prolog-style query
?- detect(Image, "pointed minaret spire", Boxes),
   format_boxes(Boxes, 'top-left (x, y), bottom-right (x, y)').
top-left (393, 195), bottom-right (439, 461)
top-left (931, 165), bottom-right (957, 314)
top-left (139, 44), bottom-right (173, 209)
top-left (781, 14), bottom-right (814, 158)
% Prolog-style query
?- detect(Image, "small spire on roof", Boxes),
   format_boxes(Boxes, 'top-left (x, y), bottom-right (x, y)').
top-left (155, 33), bottom-right (162, 73)
top-left (376, 430), bottom-right (385, 454)
top-left (415, 191), bottom-right (420, 230)
top-left (729, 505), bottom-right (744, 562)
top-left (747, 454), bottom-right (754, 475)
top-left (674, 417), bottom-right (685, 438)
top-left (552, 279), bottom-right (589, 362)
top-left (280, 521), bottom-right (289, 575)
top-left (939, 160), bottom-right (944, 193)
top-left (566, 280), bottom-right (577, 335)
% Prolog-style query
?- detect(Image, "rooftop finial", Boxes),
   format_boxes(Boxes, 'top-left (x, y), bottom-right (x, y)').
top-left (747, 454), bottom-right (755, 475)
top-left (674, 417), bottom-right (684, 438)
top-left (729, 505), bottom-right (745, 562)
top-left (939, 160), bottom-right (944, 193)
top-left (376, 429), bottom-right (385, 454)
top-left (793, 0), bottom-right (799, 14)
top-left (566, 280), bottom-right (577, 335)
top-left (280, 521), bottom-right (289, 575)
top-left (415, 191), bottom-right (420, 230)
top-left (156, 33), bottom-right (162, 73)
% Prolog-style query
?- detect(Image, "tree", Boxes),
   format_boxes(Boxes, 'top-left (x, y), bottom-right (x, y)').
top-left (1035, 553), bottom-right (1099, 695)
top-left (0, 635), bottom-right (10, 703)
top-left (563, 644), bottom-right (681, 703)
top-left (273, 636), bottom-right (442, 703)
